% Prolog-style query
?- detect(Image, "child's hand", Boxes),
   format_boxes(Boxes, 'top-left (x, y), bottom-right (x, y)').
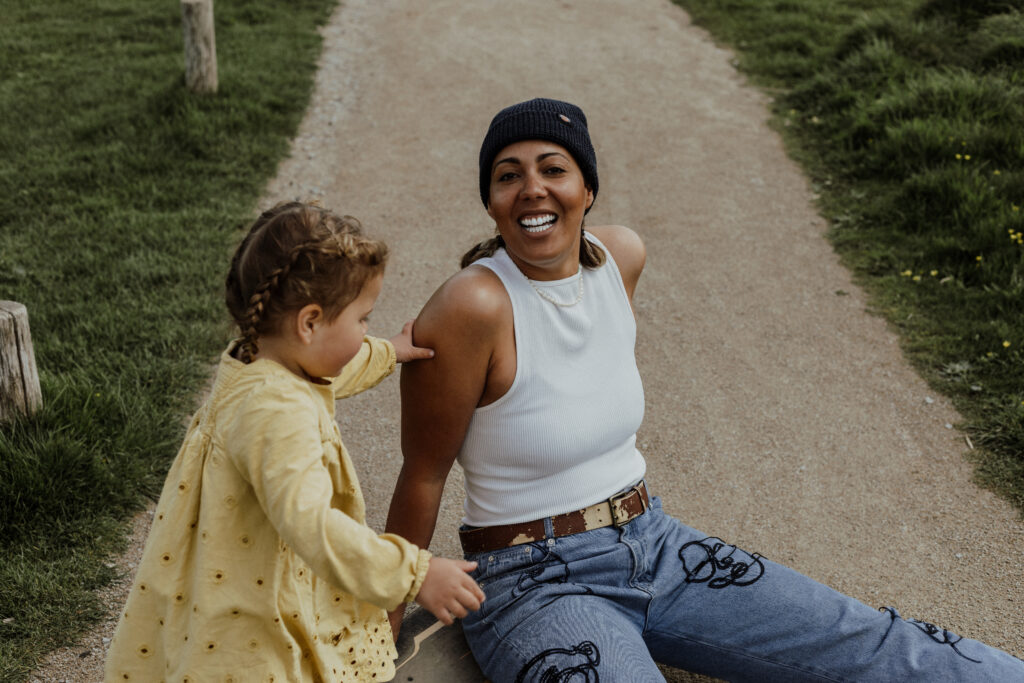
top-left (414, 557), bottom-right (484, 625)
top-left (390, 319), bottom-right (434, 363)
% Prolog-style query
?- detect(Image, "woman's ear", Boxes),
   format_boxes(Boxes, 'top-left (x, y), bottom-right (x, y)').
top-left (585, 186), bottom-right (594, 211)
top-left (295, 304), bottom-right (324, 345)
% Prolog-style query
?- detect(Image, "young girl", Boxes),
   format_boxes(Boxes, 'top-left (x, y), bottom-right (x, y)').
top-left (105, 202), bottom-right (483, 683)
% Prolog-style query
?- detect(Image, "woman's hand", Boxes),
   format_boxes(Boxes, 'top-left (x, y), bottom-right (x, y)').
top-left (389, 319), bottom-right (434, 363)
top-left (414, 557), bottom-right (485, 625)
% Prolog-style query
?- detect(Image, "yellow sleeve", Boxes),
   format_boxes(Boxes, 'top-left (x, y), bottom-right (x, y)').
top-left (223, 380), bottom-right (421, 611)
top-left (330, 336), bottom-right (396, 399)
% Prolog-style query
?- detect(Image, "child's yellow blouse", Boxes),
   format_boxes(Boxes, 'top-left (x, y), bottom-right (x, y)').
top-left (105, 337), bottom-right (430, 683)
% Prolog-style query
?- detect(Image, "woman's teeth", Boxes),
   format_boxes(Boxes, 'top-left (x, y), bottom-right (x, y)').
top-left (519, 214), bottom-right (556, 232)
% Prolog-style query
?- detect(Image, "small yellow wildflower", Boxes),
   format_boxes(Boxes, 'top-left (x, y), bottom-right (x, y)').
top-left (976, 255), bottom-right (983, 262)
top-left (930, 270), bottom-right (938, 277)
top-left (1013, 205), bottom-right (1020, 212)
top-left (993, 170), bottom-right (1001, 175)
top-left (1003, 341), bottom-right (1011, 348)
top-left (987, 352), bottom-right (995, 358)
top-left (912, 275), bottom-right (921, 282)
top-left (964, 155), bottom-right (971, 160)
top-left (811, 116), bottom-right (821, 124)
top-left (961, 140), bottom-right (967, 146)
top-left (901, 269), bottom-right (913, 277)
top-left (955, 153), bottom-right (962, 160)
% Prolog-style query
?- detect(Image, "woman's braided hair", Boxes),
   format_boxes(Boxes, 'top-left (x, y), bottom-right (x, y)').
top-left (225, 202), bottom-right (388, 364)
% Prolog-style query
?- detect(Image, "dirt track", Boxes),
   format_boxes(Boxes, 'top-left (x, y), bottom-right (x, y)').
top-left (34, 0), bottom-right (1023, 681)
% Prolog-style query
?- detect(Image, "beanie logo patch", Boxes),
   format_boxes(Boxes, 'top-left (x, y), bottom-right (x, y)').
top-left (559, 114), bottom-right (571, 123)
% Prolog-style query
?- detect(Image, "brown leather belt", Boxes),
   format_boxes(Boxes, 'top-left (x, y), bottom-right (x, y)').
top-left (459, 482), bottom-right (650, 554)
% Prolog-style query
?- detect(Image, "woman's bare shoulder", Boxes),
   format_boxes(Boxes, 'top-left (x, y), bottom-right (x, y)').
top-left (588, 224), bottom-right (644, 259)
top-left (588, 225), bottom-right (646, 295)
top-left (414, 265), bottom-right (511, 344)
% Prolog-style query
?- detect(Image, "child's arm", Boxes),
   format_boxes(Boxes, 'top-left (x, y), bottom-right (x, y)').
top-left (330, 335), bottom-right (396, 399)
top-left (225, 383), bottom-right (434, 611)
top-left (330, 321), bottom-right (433, 399)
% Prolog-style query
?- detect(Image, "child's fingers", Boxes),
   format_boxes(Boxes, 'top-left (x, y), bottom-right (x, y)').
top-left (431, 606), bottom-right (454, 625)
top-left (458, 586), bottom-right (483, 612)
top-left (407, 344), bottom-right (435, 360)
top-left (457, 560), bottom-right (478, 572)
top-left (462, 575), bottom-right (485, 602)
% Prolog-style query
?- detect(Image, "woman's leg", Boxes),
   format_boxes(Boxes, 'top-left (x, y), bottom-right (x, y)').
top-left (461, 527), bottom-right (666, 683)
top-left (636, 501), bottom-right (1024, 682)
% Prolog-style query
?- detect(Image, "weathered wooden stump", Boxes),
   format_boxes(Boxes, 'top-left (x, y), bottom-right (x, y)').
top-left (181, 0), bottom-right (218, 94)
top-left (0, 301), bottom-right (42, 423)
top-left (394, 607), bottom-right (488, 681)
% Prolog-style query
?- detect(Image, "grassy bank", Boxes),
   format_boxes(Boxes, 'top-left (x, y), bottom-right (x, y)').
top-left (0, 0), bottom-right (338, 678)
top-left (672, 0), bottom-right (1024, 511)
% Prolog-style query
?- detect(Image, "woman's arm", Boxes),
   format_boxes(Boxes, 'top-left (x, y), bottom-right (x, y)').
top-left (385, 266), bottom-right (511, 636)
top-left (589, 225), bottom-right (647, 304)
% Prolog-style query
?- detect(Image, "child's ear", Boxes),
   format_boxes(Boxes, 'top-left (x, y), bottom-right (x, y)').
top-left (295, 304), bottom-right (323, 345)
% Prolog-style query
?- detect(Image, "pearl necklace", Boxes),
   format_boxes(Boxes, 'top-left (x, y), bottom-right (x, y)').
top-left (529, 272), bottom-right (584, 307)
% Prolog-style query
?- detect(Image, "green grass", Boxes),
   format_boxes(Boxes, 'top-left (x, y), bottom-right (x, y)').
top-left (672, 0), bottom-right (1024, 509)
top-left (0, 0), bottom-right (338, 678)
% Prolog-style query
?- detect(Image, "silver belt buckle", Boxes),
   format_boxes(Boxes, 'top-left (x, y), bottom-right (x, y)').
top-left (608, 485), bottom-right (643, 527)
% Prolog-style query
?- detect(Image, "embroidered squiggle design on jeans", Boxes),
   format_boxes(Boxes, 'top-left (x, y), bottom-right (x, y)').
top-left (679, 537), bottom-right (765, 589)
top-left (505, 548), bottom-right (593, 611)
top-left (515, 641), bottom-right (601, 682)
top-left (880, 607), bottom-right (982, 664)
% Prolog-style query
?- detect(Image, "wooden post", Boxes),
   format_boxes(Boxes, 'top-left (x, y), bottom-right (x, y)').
top-left (181, 0), bottom-right (218, 94)
top-left (0, 301), bottom-right (42, 423)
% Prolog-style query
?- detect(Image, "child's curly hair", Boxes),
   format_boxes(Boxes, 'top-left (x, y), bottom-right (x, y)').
top-left (225, 202), bottom-right (388, 364)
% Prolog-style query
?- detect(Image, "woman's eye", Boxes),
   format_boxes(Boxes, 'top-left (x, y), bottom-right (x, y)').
top-left (544, 166), bottom-right (567, 175)
top-left (497, 172), bottom-right (518, 182)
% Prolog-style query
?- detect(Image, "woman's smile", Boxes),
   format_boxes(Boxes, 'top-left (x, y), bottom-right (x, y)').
top-left (519, 213), bottom-right (557, 232)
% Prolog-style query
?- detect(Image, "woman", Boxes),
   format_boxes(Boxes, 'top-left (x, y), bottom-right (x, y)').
top-left (385, 98), bottom-right (1024, 682)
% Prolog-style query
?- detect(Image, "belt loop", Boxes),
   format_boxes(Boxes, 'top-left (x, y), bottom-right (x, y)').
top-left (543, 516), bottom-right (556, 540)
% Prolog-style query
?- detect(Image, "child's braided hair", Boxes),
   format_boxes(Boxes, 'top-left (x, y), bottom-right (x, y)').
top-left (225, 202), bottom-right (388, 364)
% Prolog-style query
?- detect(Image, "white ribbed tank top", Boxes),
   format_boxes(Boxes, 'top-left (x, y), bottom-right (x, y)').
top-left (458, 233), bottom-right (646, 526)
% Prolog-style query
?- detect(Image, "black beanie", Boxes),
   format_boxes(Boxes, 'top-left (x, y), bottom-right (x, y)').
top-left (478, 98), bottom-right (598, 212)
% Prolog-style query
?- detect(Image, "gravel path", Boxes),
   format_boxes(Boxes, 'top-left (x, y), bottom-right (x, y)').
top-left (33, 0), bottom-right (1023, 680)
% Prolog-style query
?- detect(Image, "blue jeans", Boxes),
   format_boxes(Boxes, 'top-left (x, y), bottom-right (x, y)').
top-left (461, 495), bottom-right (1023, 682)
